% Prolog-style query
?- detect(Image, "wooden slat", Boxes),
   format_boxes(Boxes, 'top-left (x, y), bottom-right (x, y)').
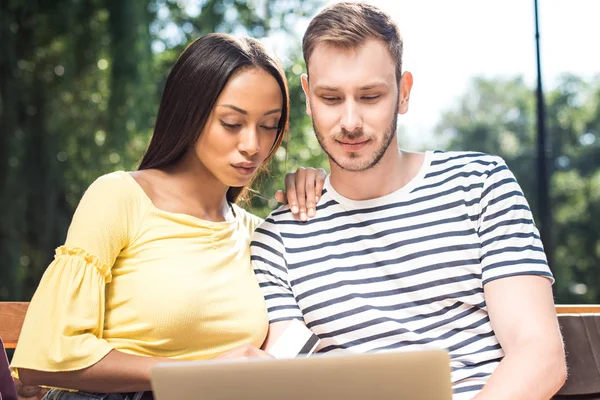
top-left (0, 302), bottom-right (29, 349)
top-left (555, 304), bottom-right (600, 314)
top-left (0, 302), bottom-right (599, 349)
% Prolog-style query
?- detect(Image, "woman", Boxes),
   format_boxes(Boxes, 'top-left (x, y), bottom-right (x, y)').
top-left (11, 33), bottom-right (323, 399)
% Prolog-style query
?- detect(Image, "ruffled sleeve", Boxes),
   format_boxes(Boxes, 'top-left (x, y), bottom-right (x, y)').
top-left (10, 172), bottom-right (146, 375)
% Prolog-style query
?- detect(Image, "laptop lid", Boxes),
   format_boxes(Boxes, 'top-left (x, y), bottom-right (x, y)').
top-left (151, 349), bottom-right (453, 400)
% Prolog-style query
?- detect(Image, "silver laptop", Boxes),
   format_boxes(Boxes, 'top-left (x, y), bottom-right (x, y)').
top-left (151, 349), bottom-right (453, 400)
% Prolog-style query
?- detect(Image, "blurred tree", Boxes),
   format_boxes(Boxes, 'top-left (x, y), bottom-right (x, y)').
top-left (1, 0), bottom-right (111, 300)
top-left (436, 74), bottom-right (600, 303)
top-left (0, 0), bottom-right (323, 300)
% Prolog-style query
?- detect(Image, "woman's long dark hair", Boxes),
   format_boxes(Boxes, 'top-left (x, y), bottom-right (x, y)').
top-left (138, 33), bottom-right (290, 203)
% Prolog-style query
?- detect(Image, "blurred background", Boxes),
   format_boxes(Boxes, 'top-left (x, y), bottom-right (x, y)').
top-left (1, 0), bottom-right (598, 305)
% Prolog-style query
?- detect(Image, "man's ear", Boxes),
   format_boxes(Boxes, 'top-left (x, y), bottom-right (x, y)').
top-left (398, 71), bottom-right (413, 115)
top-left (301, 73), bottom-right (312, 117)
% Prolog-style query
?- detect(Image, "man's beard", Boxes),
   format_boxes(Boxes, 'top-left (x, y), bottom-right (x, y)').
top-left (313, 109), bottom-right (398, 172)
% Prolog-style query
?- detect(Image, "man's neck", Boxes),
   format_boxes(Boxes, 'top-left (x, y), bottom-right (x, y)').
top-left (329, 148), bottom-right (425, 201)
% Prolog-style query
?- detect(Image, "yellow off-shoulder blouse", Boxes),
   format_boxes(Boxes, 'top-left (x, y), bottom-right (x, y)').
top-left (10, 171), bottom-right (268, 376)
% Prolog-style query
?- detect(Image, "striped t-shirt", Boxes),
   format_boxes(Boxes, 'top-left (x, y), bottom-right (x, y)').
top-left (251, 151), bottom-right (553, 399)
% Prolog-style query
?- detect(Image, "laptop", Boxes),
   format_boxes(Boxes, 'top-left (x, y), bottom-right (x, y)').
top-left (151, 349), bottom-right (453, 400)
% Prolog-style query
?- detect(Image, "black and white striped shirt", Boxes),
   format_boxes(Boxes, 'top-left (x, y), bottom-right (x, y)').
top-left (251, 151), bottom-right (552, 399)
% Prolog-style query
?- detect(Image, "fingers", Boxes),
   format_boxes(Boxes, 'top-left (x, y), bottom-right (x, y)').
top-left (275, 190), bottom-right (286, 204)
top-left (215, 344), bottom-right (273, 360)
top-left (251, 348), bottom-right (274, 359)
top-left (303, 168), bottom-right (317, 220)
top-left (284, 172), bottom-right (299, 215)
top-left (215, 347), bottom-right (236, 359)
top-left (315, 168), bottom-right (326, 204)
top-left (293, 168), bottom-right (308, 221)
top-left (282, 167), bottom-right (327, 222)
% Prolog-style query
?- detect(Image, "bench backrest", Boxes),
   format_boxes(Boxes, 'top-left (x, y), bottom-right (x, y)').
top-left (554, 308), bottom-right (600, 399)
top-left (1, 302), bottom-right (599, 399)
top-left (0, 303), bottom-right (29, 350)
top-left (0, 302), bottom-right (599, 349)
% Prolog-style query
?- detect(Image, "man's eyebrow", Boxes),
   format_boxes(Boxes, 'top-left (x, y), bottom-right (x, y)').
top-left (313, 85), bottom-right (339, 91)
top-left (359, 82), bottom-right (389, 90)
top-left (220, 105), bottom-right (281, 116)
top-left (313, 82), bottom-right (389, 91)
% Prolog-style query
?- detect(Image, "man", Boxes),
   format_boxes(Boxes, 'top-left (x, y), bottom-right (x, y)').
top-left (251, 2), bottom-right (566, 399)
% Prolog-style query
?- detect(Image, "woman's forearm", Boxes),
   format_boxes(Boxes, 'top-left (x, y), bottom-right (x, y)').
top-left (18, 349), bottom-right (173, 393)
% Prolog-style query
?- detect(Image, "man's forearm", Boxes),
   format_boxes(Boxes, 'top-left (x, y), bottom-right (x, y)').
top-left (473, 346), bottom-right (566, 400)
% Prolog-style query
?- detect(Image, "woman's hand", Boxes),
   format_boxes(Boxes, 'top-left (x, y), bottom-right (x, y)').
top-left (275, 167), bottom-right (327, 222)
top-left (215, 344), bottom-right (273, 360)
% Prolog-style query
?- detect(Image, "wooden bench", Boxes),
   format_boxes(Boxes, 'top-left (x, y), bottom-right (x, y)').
top-left (1, 302), bottom-right (600, 399)
top-left (2, 302), bottom-right (599, 349)
top-left (0, 302), bottom-right (28, 350)
top-left (555, 305), bottom-right (600, 314)
top-left (1, 302), bottom-right (599, 349)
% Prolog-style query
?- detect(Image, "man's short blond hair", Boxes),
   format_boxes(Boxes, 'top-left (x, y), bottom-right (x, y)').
top-left (302, 2), bottom-right (403, 82)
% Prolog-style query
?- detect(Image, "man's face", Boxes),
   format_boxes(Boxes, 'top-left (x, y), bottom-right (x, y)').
top-left (302, 39), bottom-right (412, 172)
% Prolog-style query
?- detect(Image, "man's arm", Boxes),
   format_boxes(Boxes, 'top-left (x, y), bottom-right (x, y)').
top-left (262, 321), bottom-right (293, 352)
top-left (473, 275), bottom-right (566, 400)
top-left (262, 320), bottom-right (320, 359)
top-left (473, 156), bottom-right (566, 399)
top-left (251, 216), bottom-right (308, 353)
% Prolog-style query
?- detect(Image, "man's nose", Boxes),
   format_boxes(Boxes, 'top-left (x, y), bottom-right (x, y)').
top-left (339, 100), bottom-right (363, 134)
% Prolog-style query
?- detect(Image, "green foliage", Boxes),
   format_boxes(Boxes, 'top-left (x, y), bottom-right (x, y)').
top-left (3, 0), bottom-right (596, 305)
top-left (0, 0), bottom-right (323, 300)
top-left (436, 74), bottom-right (600, 303)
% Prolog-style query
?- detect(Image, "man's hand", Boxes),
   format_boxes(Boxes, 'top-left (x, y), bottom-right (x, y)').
top-left (215, 344), bottom-right (273, 360)
top-left (275, 167), bottom-right (327, 222)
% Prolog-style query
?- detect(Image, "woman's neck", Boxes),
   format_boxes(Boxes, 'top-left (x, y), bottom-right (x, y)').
top-left (160, 152), bottom-right (231, 222)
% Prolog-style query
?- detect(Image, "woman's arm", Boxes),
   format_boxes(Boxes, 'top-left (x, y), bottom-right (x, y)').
top-left (12, 174), bottom-right (155, 392)
top-left (19, 343), bottom-right (272, 393)
top-left (18, 350), bottom-right (172, 393)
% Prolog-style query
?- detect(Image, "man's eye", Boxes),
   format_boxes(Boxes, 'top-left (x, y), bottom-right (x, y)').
top-left (362, 95), bottom-right (380, 101)
top-left (321, 96), bottom-right (340, 102)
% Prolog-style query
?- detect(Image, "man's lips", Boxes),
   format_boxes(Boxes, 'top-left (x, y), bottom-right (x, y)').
top-left (337, 139), bottom-right (370, 151)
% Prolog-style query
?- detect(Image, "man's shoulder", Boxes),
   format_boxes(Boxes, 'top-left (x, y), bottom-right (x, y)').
top-left (252, 205), bottom-right (294, 240)
top-left (258, 193), bottom-right (337, 225)
top-left (416, 151), bottom-right (511, 197)
top-left (258, 204), bottom-right (295, 225)
top-left (253, 192), bottom-right (340, 240)
top-left (428, 150), bottom-right (505, 169)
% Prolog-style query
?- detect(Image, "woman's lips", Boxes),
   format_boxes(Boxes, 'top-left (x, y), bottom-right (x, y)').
top-left (232, 163), bottom-right (257, 175)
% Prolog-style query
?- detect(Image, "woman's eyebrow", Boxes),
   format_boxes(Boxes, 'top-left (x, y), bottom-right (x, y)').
top-left (219, 105), bottom-right (281, 116)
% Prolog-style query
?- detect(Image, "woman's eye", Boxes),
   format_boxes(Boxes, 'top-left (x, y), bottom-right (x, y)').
top-left (220, 121), bottom-right (241, 130)
top-left (261, 125), bottom-right (279, 131)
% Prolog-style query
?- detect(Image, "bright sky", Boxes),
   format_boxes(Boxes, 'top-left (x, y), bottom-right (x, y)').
top-left (295, 0), bottom-right (600, 149)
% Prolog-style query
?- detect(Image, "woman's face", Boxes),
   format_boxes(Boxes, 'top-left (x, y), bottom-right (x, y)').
top-left (194, 67), bottom-right (283, 188)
